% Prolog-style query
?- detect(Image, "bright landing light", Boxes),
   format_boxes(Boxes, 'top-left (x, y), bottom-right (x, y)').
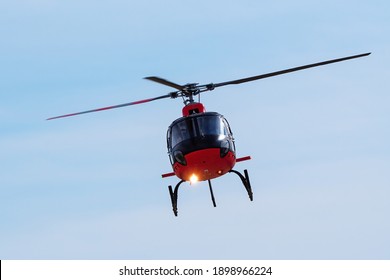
top-left (189, 174), bottom-right (199, 184)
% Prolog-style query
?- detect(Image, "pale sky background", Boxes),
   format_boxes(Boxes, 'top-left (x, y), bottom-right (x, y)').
top-left (0, 0), bottom-right (389, 259)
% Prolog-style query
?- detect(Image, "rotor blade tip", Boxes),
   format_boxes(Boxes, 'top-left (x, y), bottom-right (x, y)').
top-left (144, 76), bottom-right (157, 80)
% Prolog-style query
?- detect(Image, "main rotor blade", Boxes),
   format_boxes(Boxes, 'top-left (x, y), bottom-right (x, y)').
top-left (144, 76), bottom-right (185, 91)
top-left (47, 94), bottom-right (171, 120)
top-left (213, 52), bottom-right (371, 88)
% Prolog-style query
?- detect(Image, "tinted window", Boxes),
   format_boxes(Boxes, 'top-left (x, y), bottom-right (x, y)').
top-left (170, 115), bottom-right (229, 148)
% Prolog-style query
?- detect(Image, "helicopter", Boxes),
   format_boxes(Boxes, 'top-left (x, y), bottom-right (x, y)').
top-left (48, 52), bottom-right (370, 216)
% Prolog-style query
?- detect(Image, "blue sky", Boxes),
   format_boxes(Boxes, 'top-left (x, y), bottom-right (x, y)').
top-left (0, 0), bottom-right (389, 259)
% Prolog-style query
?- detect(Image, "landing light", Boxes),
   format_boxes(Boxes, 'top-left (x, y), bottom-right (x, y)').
top-left (189, 174), bottom-right (199, 184)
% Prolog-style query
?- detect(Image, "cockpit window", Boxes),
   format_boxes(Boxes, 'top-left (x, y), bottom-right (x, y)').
top-left (197, 116), bottom-right (228, 137)
top-left (171, 120), bottom-right (191, 148)
top-left (170, 114), bottom-right (230, 148)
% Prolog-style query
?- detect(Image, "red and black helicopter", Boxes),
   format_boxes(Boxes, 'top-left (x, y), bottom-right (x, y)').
top-left (48, 52), bottom-right (370, 216)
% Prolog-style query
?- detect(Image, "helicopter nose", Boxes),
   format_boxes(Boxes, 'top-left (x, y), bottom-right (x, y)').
top-left (173, 148), bottom-right (236, 182)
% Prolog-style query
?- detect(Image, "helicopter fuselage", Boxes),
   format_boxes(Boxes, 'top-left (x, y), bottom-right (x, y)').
top-left (166, 102), bottom-right (237, 182)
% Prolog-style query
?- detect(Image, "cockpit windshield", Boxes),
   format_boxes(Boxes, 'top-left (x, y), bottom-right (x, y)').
top-left (170, 114), bottom-right (230, 148)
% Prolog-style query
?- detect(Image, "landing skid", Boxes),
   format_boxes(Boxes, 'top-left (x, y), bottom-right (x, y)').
top-left (167, 169), bottom-right (253, 216)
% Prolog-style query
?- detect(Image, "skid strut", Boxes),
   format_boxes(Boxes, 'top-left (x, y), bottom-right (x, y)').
top-left (229, 169), bottom-right (253, 201)
top-left (168, 180), bottom-right (185, 216)
top-left (167, 169), bottom-right (253, 216)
